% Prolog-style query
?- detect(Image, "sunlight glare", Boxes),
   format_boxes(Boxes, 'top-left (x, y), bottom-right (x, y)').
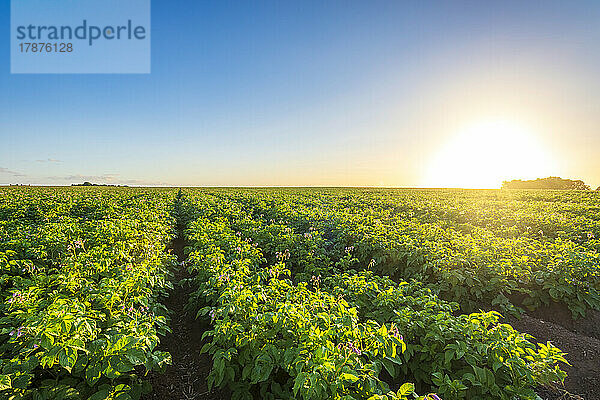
top-left (423, 120), bottom-right (555, 189)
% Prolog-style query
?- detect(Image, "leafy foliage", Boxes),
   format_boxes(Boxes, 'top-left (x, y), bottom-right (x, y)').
top-left (502, 177), bottom-right (590, 190)
top-left (1, 187), bottom-right (589, 399)
top-left (182, 190), bottom-right (570, 400)
top-left (0, 188), bottom-right (175, 399)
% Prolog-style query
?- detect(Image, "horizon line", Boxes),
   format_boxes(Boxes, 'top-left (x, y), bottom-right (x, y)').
top-left (4, 184), bottom-right (595, 190)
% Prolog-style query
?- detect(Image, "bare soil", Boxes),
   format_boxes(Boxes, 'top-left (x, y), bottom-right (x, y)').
top-left (506, 313), bottom-right (600, 400)
top-left (528, 302), bottom-right (600, 341)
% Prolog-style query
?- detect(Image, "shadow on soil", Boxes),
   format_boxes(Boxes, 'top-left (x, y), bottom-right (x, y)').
top-left (507, 311), bottom-right (600, 400)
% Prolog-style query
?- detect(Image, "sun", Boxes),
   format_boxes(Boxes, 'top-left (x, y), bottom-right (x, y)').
top-left (423, 119), bottom-right (556, 189)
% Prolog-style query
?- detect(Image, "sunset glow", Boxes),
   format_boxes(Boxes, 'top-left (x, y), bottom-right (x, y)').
top-left (423, 120), bottom-right (557, 189)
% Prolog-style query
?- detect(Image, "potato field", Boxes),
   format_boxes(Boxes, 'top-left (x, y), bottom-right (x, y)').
top-left (1, 187), bottom-right (599, 400)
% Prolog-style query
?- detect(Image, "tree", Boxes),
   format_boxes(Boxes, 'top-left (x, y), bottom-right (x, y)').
top-left (502, 177), bottom-right (590, 190)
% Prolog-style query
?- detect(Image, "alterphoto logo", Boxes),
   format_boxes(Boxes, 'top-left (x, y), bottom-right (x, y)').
top-left (11, 0), bottom-right (151, 74)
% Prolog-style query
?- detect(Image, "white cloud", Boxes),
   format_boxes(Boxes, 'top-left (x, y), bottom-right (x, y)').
top-left (0, 167), bottom-right (26, 177)
top-left (35, 158), bottom-right (62, 163)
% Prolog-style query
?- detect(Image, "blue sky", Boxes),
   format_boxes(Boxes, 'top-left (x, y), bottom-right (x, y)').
top-left (2, 0), bottom-right (600, 187)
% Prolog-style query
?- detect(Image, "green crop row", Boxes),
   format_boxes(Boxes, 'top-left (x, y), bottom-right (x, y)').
top-left (0, 187), bottom-right (593, 399)
top-left (213, 189), bottom-right (600, 318)
top-left (182, 191), bottom-right (567, 400)
top-left (0, 188), bottom-right (175, 400)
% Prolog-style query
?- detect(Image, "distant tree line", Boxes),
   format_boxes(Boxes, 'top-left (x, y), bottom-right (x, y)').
top-left (502, 177), bottom-right (590, 190)
top-left (72, 182), bottom-right (128, 187)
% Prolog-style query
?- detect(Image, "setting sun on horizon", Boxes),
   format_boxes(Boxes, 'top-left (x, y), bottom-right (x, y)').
top-left (422, 119), bottom-right (558, 189)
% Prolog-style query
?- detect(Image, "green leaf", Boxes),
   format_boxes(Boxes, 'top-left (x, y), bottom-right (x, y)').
top-left (86, 364), bottom-right (102, 385)
top-left (397, 382), bottom-right (414, 396)
top-left (0, 375), bottom-right (11, 391)
top-left (445, 349), bottom-right (454, 364)
top-left (125, 348), bottom-right (147, 365)
top-left (40, 333), bottom-right (54, 350)
top-left (340, 373), bottom-right (359, 383)
top-left (58, 348), bottom-right (77, 372)
top-left (89, 388), bottom-right (111, 400)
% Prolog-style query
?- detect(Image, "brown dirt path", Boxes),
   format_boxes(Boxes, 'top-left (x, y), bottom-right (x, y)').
top-left (506, 314), bottom-right (600, 400)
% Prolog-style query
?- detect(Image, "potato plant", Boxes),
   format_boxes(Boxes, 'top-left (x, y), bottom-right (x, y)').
top-left (0, 188), bottom-right (175, 399)
top-left (0, 187), bottom-right (590, 399)
top-left (219, 189), bottom-right (600, 318)
top-left (182, 191), bottom-right (569, 400)
top-left (186, 216), bottom-right (414, 400)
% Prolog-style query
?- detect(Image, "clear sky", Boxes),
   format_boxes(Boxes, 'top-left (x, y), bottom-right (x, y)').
top-left (2, 0), bottom-right (600, 188)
